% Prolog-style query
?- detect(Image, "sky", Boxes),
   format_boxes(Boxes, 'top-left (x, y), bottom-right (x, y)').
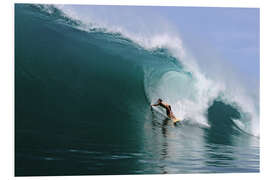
top-left (61, 5), bottom-right (260, 87)
top-left (156, 7), bottom-right (260, 84)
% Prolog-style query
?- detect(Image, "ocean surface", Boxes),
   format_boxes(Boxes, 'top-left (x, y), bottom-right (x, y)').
top-left (15, 4), bottom-right (259, 176)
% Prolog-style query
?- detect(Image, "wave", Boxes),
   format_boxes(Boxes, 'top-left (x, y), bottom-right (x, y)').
top-left (21, 4), bottom-right (259, 137)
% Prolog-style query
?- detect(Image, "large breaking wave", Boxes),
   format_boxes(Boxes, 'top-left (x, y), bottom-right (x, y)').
top-left (27, 4), bottom-right (259, 137)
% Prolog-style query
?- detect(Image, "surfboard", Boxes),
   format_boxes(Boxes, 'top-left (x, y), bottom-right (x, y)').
top-left (171, 117), bottom-right (180, 123)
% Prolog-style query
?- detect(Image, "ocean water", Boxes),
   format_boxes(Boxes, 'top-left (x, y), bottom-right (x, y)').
top-left (15, 4), bottom-right (259, 176)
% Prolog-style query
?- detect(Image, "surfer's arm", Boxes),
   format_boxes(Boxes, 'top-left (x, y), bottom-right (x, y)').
top-left (151, 103), bottom-right (160, 107)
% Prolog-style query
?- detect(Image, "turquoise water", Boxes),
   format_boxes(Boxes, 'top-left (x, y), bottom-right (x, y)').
top-left (15, 4), bottom-right (259, 176)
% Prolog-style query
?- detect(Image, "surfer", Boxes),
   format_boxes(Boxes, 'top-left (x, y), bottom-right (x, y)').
top-left (151, 98), bottom-right (180, 124)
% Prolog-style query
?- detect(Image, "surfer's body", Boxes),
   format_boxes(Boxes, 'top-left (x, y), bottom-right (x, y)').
top-left (151, 98), bottom-right (180, 123)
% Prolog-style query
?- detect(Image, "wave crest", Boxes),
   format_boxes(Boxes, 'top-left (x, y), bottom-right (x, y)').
top-left (31, 4), bottom-right (259, 137)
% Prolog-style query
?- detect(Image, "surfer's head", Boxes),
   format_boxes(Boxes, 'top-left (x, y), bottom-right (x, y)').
top-left (158, 98), bottom-right (162, 103)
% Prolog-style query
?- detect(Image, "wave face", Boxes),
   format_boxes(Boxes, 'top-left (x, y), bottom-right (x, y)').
top-left (15, 4), bottom-right (259, 176)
